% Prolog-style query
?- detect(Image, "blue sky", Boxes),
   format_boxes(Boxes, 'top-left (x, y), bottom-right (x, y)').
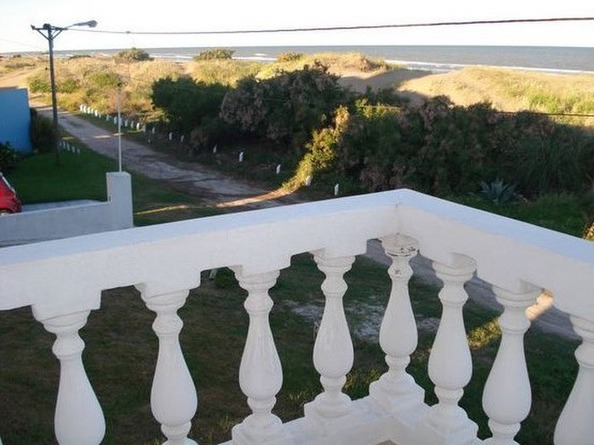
top-left (1, 0), bottom-right (593, 53)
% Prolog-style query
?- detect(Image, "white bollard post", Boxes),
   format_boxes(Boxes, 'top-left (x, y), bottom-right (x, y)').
top-left (305, 175), bottom-right (312, 187)
top-left (239, 151), bottom-right (244, 162)
top-left (334, 183), bottom-right (340, 196)
top-left (276, 164), bottom-right (281, 174)
top-left (213, 145), bottom-right (217, 154)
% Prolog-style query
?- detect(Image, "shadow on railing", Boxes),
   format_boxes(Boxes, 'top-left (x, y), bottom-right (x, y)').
top-left (0, 189), bottom-right (592, 445)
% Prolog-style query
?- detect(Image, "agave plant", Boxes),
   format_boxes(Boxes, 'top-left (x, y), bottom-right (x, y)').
top-left (479, 178), bottom-right (518, 205)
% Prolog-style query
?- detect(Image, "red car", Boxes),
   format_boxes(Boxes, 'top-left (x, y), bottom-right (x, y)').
top-left (0, 173), bottom-right (22, 214)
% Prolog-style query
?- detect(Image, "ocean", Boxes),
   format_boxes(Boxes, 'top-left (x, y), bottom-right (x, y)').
top-left (58, 45), bottom-right (594, 75)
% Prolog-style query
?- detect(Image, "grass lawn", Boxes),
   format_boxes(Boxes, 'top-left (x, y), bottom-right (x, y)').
top-left (0, 141), bottom-right (582, 444)
top-left (6, 145), bottom-right (222, 226)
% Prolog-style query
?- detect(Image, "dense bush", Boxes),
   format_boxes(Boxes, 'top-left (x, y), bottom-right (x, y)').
top-left (296, 96), bottom-right (594, 198)
top-left (115, 48), bottom-right (152, 62)
top-left (193, 48), bottom-right (234, 61)
top-left (88, 72), bottom-right (122, 89)
top-left (28, 71), bottom-right (51, 93)
top-left (29, 108), bottom-right (57, 154)
top-left (151, 76), bottom-right (229, 138)
top-left (220, 62), bottom-right (350, 152)
top-left (0, 142), bottom-right (19, 172)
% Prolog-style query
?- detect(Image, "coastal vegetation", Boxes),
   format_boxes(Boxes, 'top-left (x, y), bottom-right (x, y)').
top-left (3, 49), bottom-right (593, 236)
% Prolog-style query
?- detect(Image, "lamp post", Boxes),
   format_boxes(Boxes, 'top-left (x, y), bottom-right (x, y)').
top-left (31, 20), bottom-right (97, 165)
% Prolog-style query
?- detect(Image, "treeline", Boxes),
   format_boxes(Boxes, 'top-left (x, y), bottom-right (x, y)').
top-left (149, 63), bottom-right (594, 200)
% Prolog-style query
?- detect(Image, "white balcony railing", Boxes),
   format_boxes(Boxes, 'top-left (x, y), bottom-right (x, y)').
top-left (1, 189), bottom-right (593, 445)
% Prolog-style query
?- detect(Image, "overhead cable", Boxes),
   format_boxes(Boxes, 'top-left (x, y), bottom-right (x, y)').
top-left (71, 17), bottom-right (594, 36)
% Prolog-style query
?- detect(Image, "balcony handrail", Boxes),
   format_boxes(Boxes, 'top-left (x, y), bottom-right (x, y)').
top-left (2, 189), bottom-right (592, 318)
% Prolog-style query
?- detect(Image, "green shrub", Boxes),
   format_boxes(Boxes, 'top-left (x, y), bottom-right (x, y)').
top-left (29, 109), bottom-right (57, 154)
top-left (115, 48), bottom-right (152, 62)
top-left (151, 76), bottom-right (229, 136)
top-left (220, 62), bottom-right (350, 152)
top-left (88, 72), bottom-right (122, 89)
top-left (57, 77), bottom-right (79, 94)
top-left (497, 113), bottom-right (590, 197)
top-left (28, 72), bottom-right (51, 93)
top-left (213, 268), bottom-right (237, 288)
top-left (0, 142), bottom-right (19, 173)
top-left (193, 48), bottom-right (234, 61)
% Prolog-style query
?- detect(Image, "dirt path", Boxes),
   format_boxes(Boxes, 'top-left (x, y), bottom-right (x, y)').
top-left (44, 107), bottom-right (576, 342)
top-left (38, 106), bottom-right (302, 210)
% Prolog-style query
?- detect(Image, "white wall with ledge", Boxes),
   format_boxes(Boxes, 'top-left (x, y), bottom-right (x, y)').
top-left (0, 172), bottom-right (133, 247)
top-left (0, 188), bottom-right (593, 445)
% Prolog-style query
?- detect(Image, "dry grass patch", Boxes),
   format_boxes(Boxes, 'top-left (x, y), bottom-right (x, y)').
top-left (399, 66), bottom-right (594, 126)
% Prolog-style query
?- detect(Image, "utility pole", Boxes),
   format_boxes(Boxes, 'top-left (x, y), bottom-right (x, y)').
top-left (31, 20), bottom-right (97, 165)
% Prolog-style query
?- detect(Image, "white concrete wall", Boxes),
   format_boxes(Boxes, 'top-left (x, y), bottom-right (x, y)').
top-left (0, 172), bottom-right (132, 246)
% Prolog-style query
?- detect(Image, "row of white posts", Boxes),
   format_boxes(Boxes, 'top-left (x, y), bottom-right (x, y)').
top-left (79, 104), bottom-right (145, 132)
top-left (78, 104), bottom-right (341, 195)
top-left (59, 139), bottom-right (80, 154)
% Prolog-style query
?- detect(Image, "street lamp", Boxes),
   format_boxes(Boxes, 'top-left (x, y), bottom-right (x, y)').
top-left (31, 20), bottom-right (97, 165)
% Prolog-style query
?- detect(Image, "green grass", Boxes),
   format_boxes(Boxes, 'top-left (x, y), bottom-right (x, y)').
top-left (451, 193), bottom-right (592, 238)
top-left (6, 144), bottom-right (223, 226)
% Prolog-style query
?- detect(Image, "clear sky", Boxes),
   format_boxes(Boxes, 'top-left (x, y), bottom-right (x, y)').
top-left (1, 0), bottom-right (592, 54)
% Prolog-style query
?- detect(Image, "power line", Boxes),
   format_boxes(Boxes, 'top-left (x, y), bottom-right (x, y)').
top-left (71, 17), bottom-right (594, 36)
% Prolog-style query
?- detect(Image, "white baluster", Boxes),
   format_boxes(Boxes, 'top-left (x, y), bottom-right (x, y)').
top-left (369, 235), bottom-right (425, 417)
top-left (304, 253), bottom-right (355, 422)
top-left (554, 315), bottom-right (594, 445)
top-left (143, 291), bottom-right (197, 445)
top-left (421, 255), bottom-right (478, 443)
top-left (482, 285), bottom-right (539, 445)
top-left (40, 311), bottom-right (105, 445)
top-left (232, 270), bottom-right (286, 445)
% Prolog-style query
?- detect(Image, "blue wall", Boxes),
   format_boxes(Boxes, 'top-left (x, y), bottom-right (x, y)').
top-left (0, 88), bottom-right (32, 153)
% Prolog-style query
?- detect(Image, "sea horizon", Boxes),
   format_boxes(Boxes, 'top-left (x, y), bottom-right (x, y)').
top-left (14, 44), bottom-right (594, 75)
